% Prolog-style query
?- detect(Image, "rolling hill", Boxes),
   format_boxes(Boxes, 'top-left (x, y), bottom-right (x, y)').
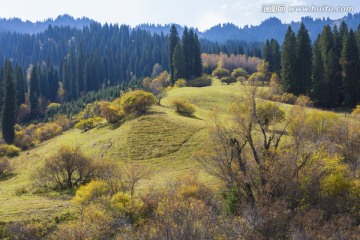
top-left (0, 79), bottom-right (347, 224)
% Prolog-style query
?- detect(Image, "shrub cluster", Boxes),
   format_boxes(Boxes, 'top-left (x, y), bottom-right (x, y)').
top-left (188, 75), bottom-right (212, 87)
top-left (170, 98), bottom-right (196, 116)
top-left (221, 76), bottom-right (237, 85)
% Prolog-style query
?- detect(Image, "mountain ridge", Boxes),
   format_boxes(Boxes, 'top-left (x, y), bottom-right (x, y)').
top-left (1, 13), bottom-right (360, 43)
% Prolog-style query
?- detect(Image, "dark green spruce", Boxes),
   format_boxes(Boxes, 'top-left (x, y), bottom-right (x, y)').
top-left (2, 60), bottom-right (16, 144)
top-left (281, 26), bottom-right (297, 93)
top-left (341, 30), bottom-right (360, 107)
top-left (169, 25), bottom-right (179, 83)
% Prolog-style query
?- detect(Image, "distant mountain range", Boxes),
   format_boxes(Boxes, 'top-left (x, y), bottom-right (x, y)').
top-left (1, 13), bottom-right (360, 44)
top-left (0, 15), bottom-right (93, 34)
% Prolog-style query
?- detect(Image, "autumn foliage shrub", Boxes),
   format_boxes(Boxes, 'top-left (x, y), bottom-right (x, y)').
top-left (0, 158), bottom-right (13, 176)
top-left (119, 90), bottom-right (156, 115)
top-left (33, 145), bottom-right (97, 190)
top-left (174, 79), bottom-right (187, 88)
top-left (170, 98), bottom-right (196, 116)
top-left (33, 123), bottom-right (63, 142)
top-left (74, 117), bottom-right (102, 130)
top-left (0, 144), bottom-right (21, 157)
top-left (99, 101), bottom-right (124, 124)
top-left (53, 114), bottom-right (72, 131)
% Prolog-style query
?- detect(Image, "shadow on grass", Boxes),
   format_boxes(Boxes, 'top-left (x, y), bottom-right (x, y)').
top-left (0, 172), bottom-right (16, 181)
top-left (176, 112), bottom-right (204, 120)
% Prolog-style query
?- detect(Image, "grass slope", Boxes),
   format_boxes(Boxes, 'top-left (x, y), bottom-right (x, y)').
top-left (0, 80), bottom-right (347, 222)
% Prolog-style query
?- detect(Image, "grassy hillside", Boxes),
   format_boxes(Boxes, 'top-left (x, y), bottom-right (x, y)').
top-left (0, 80), bottom-right (347, 222)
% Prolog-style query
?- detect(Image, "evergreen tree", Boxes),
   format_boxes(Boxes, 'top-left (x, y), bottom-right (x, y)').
top-left (295, 23), bottom-right (312, 95)
top-left (62, 58), bottom-right (70, 99)
top-left (0, 66), bottom-right (3, 114)
top-left (193, 33), bottom-right (202, 78)
top-left (263, 40), bottom-right (272, 70)
top-left (15, 65), bottom-right (25, 106)
top-left (169, 25), bottom-right (179, 83)
top-left (48, 64), bottom-right (59, 102)
top-left (311, 38), bottom-right (324, 105)
top-left (182, 27), bottom-right (191, 79)
top-left (319, 25), bottom-right (337, 107)
top-left (332, 25), bottom-right (344, 106)
top-left (173, 43), bottom-right (185, 80)
top-left (29, 64), bottom-right (40, 118)
top-left (77, 42), bottom-right (85, 94)
top-left (341, 30), bottom-right (360, 107)
top-left (1, 60), bottom-right (16, 144)
top-left (39, 64), bottom-right (49, 100)
top-left (270, 39), bottom-right (281, 74)
top-left (281, 26), bottom-right (297, 93)
top-left (69, 44), bottom-right (78, 99)
top-left (356, 25), bottom-right (360, 54)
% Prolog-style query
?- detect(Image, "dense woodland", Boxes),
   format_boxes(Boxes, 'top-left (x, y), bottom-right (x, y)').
top-left (263, 21), bottom-right (360, 109)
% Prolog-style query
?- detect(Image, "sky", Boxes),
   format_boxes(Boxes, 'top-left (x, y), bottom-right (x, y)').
top-left (0, 0), bottom-right (359, 31)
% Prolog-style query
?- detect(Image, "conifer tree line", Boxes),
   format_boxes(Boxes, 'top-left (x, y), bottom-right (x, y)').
top-left (266, 21), bottom-right (360, 108)
top-left (168, 25), bottom-right (202, 83)
top-left (200, 39), bottom-right (263, 58)
top-left (0, 60), bottom-right (26, 144)
top-left (0, 23), bottom-right (169, 101)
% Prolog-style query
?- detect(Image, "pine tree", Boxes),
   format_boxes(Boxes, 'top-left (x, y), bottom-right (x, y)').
top-left (356, 25), bottom-right (360, 53)
top-left (39, 64), bottom-right (49, 100)
top-left (270, 39), bottom-right (281, 74)
top-left (332, 24), bottom-right (345, 106)
top-left (0, 66), bottom-right (4, 114)
top-left (48, 64), bottom-right (59, 102)
top-left (15, 65), bottom-right (25, 106)
top-left (169, 25), bottom-right (179, 83)
top-left (1, 60), bottom-right (16, 144)
top-left (341, 30), bottom-right (360, 107)
top-left (193, 33), bottom-right (202, 78)
top-left (182, 27), bottom-right (191, 79)
top-left (29, 64), bottom-right (40, 118)
top-left (320, 25), bottom-right (337, 107)
top-left (311, 38), bottom-right (324, 105)
top-left (173, 43), bottom-right (185, 80)
top-left (281, 26), bottom-right (297, 93)
top-left (62, 58), bottom-right (70, 99)
top-left (263, 40), bottom-right (272, 70)
top-left (295, 23), bottom-right (312, 95)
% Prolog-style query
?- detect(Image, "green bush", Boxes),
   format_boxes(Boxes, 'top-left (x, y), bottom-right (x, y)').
top-left (75, 117), bottom-right (103, 130)
top-left (188, 76), bottom-right (212, 87)
top-left (231, 68), bottom-right (248, 78)
top-left (221, 76), bottom-right (237, 85)
top-left (119, 90), bottom-right (156, 115)
top-left (0, 145), bottom-right (21, 158)
top-left (211, 67), bottom-right (230, 79)
top-left (170, 98), bottom-right (196, 116)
